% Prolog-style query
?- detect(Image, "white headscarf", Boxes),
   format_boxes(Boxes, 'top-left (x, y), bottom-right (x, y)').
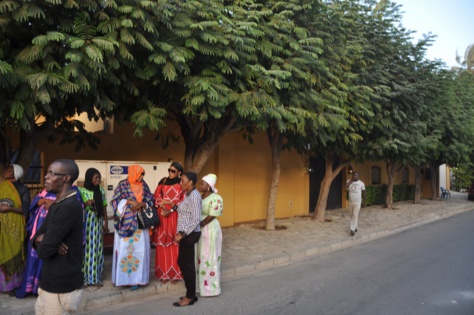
top-left (202, 174), bottom-right (218, 193)
top-left (12, 164), bottom-right (24, 180)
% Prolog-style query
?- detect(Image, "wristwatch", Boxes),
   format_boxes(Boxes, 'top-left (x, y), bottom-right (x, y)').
top-left (170, 205), bottom-right (178, 212)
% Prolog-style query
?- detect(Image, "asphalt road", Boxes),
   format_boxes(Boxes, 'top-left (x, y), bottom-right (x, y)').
top-left (92, 211), bottom-right (474, 315)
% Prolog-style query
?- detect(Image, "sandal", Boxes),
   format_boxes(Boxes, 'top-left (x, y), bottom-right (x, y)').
top-left (173, 298), bottom-right (195, 307)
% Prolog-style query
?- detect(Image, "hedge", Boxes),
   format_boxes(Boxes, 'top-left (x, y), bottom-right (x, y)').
top-left (364, 184), bottom-right (415, 206)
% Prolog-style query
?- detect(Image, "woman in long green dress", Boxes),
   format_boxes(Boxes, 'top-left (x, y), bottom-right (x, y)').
top-left (78, 168), bottom-right (108, 286)
top-left (0, 164), bottom-right (26, 293)
top-left (196, 174), bottom-right (223, 297)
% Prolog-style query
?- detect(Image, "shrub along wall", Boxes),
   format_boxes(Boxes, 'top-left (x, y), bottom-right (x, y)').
top-left (365, 184), bottom-right (415, 206)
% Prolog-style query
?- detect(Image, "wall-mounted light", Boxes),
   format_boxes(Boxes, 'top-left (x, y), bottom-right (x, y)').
top-left (347, 165), bottom-right (353, 174)
top-left (304, 161), bottom-right (314, 174)
top-left (168, 158), bottom-right (174, 162)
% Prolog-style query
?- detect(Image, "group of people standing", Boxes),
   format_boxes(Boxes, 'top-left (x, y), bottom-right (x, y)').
top-left (0, 162), bottom-right (107, 309)
top-left (0, 159), bottom-right (224, 312)
top-left (111, 162), bottom-right (223, 307)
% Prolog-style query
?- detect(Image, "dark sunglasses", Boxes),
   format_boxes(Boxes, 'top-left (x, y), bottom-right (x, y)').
top-left (168, 168), bottom-right (177, 174)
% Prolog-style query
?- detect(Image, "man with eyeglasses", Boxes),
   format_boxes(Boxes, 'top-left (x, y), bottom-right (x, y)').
top-left (32, 159), bottom-right (84, 314)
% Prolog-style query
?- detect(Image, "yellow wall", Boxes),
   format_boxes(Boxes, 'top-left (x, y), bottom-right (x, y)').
top-left (213, 131), bottom-right (308, 226)
top-left (9, 121), bottom-right (309, 227)
top-left (9, 119), bottom-right (428, 227)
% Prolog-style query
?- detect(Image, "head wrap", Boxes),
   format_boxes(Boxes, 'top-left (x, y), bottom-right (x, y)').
top-left (183, 172), bottom-right (197, 184)
top-left (84, 168), bottom-right (104, 218)
top-left (128, 165), bottom-right (144, 184)
top-left (202, 174), bottom-right (218, 193)
top-left (12, 164), bottom-right (24, 180)
top-left (128, 165), bottom-right (144, 202)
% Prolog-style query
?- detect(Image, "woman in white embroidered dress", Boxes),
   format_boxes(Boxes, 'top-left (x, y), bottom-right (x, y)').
top-left (197, 174), bottom-right (223, 297)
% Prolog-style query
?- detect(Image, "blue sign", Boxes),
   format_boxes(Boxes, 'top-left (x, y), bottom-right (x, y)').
top-left (110, 165), bottom-right (128, 175)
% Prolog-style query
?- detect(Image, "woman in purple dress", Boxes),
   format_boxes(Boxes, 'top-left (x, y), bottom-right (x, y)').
top-left (15, 189), bottom-right (56, 298)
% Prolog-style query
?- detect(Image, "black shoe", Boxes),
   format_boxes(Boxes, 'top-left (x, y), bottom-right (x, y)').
top-left (173, 299), bottom-right (195, 307)
top-left (350, 230), bottom-right (355, 236)
top-left (355, 228), bottom-right (358, 232)
top-left (180, 296), bottom-right (198, 302)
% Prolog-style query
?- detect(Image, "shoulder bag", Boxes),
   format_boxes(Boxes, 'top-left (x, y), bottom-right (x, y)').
top-left (137, 204), bottom-right (160, 229)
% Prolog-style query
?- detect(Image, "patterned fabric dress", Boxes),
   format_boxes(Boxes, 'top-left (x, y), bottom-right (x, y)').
top-left (0, 179), bottom-right (26, 292)
top-left (111, 169), bottom-right (155, 287)
top-left (197, 193), bottom-right (223, 297)
top-left (153, 177), bottom-right (184, 281)
top-left (15, 190), bottom-right (56, 298)
top-left (78, 186), bottom-right (107, 285)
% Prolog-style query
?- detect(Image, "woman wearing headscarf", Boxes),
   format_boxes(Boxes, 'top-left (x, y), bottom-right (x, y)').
top-left (15, 189), bottom-right (56, 298)
top-left (111, 165), bottom-right (155, 289)
top-left (9, 164), bottom-right (31, 222)
top-left (173, 172), bottom-right (201, 307)
top-left (0, 164), bottom-right (26, 293)
top-left (78, 168), bottom-right (108, 286)
top-left (197, 174), bottom-right (223, 297)
top-left (153, 162), bottom-right (185, 284)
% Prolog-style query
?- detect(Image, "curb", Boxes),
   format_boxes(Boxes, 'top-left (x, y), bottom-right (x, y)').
top-left (220, 205), bottom-right (474, 281)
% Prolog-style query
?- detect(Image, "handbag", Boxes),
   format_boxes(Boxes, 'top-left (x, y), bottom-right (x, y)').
top-left (137, 205), bottom-right (160, 229)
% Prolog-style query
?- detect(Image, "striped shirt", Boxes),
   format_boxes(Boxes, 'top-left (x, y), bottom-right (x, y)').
top-left (177, 189), bottom-right (202, 235)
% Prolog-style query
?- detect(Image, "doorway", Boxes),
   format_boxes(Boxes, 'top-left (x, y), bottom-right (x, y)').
top-left (309, 156), bottom-right (343, 213)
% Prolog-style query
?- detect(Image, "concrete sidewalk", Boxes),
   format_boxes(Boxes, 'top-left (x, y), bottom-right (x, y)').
top-left (2, 192), bottom-right (473, 315)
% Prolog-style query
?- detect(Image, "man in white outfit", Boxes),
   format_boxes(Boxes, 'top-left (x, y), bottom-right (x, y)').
top-left (345, 171), bottom-right (366, 236)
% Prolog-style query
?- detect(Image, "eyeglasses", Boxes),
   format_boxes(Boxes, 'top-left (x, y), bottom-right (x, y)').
top-left (168, 169), bottom-right (177, 174)
top-left (47, 170), bottom-right (68, 177)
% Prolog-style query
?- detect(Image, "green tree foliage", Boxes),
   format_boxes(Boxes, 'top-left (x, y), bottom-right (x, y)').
top-left (0, 0), bottom-right (166, 167)
top-left (451, 164), bottom-right (474, 191)
top-left (2, 0), bottom-right (474, 225)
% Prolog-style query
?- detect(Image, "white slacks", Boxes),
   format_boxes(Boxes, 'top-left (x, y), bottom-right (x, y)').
top-left (349, 200), bottom-right (362, 232)
top-left (35, 288), bottom-right (83, 315)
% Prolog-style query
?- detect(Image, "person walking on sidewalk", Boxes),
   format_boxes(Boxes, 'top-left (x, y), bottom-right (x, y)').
top-left (173, 172), bottom-right (201, 307)
top-left (345, 171), bottom-right (366, 236)
top-left (32, 159), bottom-right (84, 314)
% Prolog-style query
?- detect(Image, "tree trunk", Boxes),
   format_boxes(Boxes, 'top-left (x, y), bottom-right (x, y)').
top-left (312, 155), bottom-right (350, 221)
top-left (0, 127), bottom-right (12, 167)
top-left (414, 165), bottom-right (422, 204)
top-left (429, 164), bottom-right (438, 200)
top-left (184, 142), bottom-right (219, 173)
top-left (314, 175), bottom-right (331, 222)
top-left (265, 128), bottom-right (283, 231)
top-left (2, 118), bottom-right (54, 171)
top-left (179, 115), bottom-right (236, 173)
top-left (15, 130), bottom-right (45, 171)
top-left (384, 161), bottom-right (396, 209)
